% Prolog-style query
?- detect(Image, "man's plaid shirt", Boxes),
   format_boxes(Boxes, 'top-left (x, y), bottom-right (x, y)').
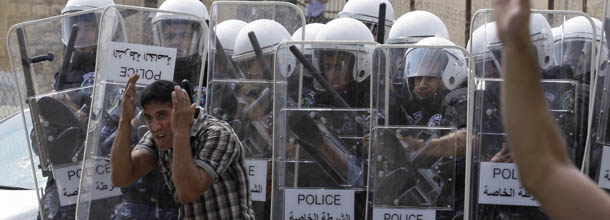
top-left (134, 108), bottom-right (255, 219)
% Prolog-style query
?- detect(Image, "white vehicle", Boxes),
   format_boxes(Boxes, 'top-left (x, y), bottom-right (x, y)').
top-left (0, 109), bottom-right (46, 220)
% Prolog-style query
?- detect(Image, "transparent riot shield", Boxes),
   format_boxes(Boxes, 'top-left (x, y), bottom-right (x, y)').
top-left (74, 5), bottom-right (207, 219)
top-left (272, 40), bottom-right (376, 219)
top-left (5, 7), bottom-right (125, 219)
top-left (206, 2), bottom-right (305, 219)
top-left (367, 44), bottom-right (472, 220)
top-left (466, 10), bottom-right (595, 220)
top-left (586, 0), bottom-right (610, 193)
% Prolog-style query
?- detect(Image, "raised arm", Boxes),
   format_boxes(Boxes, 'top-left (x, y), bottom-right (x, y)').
top-left (169, 86), bottom-right (213, 204)
top-left (495, 0), bottom-right (610, 219)
top-left (110, 74), bottom-right (156, 187)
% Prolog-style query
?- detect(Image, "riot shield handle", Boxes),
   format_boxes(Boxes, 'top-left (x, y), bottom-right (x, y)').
top-left (247, 31), bottom-right (273, 79)
top-left (288, 45), bottom-right (352, 109)
top-left (56, 25), bottom-right (80, 91)
top-left (377, 3), bottom-right (386, 44)
top-left (30, 53), bottom-right (54, 64)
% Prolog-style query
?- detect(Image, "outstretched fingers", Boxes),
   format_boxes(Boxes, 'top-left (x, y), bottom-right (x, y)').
top-left (172, 86), bottom-right (189, 107)
top-left (171, 86), bottom-right (195, 132)
top-left (124, 74), bottom-right (140, 100)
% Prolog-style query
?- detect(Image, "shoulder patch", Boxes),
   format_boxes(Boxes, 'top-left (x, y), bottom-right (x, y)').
top-left (427, 113), bottom-right (442, 127)
top-left (412, 111), bottom-right (424, 123)
top-left (81, 72), bottom-right (95, 87)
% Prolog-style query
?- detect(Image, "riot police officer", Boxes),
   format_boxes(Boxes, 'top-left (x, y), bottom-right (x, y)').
top-left (399, 37), bottom-right (468, 128)
top-left (231, 18), bottom-right (293, 220)
top-left (385, 10), bottom-right (451, 128)
top-left (552, 17), bottom-right (610, 188)
top-left (297, 17), bottom-right (376, 219)
top-left (483, 14), bottom-right (590, 167)
top-left (552, 16), bottom-right (604, 171)
top-left (387, 37), bottom-right (468, 220)
top-left (152, 0), bottom-right (208, 85)
top-left (311, 17), bottom-right (375, 109)
top-left (468, 14), bottom-right (560, 220)
top-left (36, 0), bottom-right (117, 219)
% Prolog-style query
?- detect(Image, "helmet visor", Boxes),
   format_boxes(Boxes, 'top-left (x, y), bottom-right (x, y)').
top-left (475, 58), bottom-right (501, 78)
top-left (154, 19), bottom-right (203, 58)
top-left (235, 53), bottom-right (274, 80)
top-left (315, 50), bottom-right (355, 91)
top-left (555, 39), bottom-right (593, 75)
top-left (404, 48), bottom-right (448, 79)
top-left (62, 11), bottom-right (99, 48)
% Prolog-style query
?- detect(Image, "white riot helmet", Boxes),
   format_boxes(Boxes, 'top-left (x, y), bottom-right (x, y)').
top-left (152, 0), bottom-right (209, 58)
top-left (232, 19), bottom-right (294, 79)
top-left (60, 0), bottom-right (115, 48)
top-left (291, 23), bottom-right (324, 58)
top-left (61, 0), bottom-right (114, 13)
top-left (405, 37), bottom-right (467, 91)
top-left (291, 23), bottom-right (325, 41)
top-left (314, 18), bottom-right (376, 85)
top-left (338, 0), bottom-right (394, 38)
top-left (216, 19), bottom-right (248, 56)
top-left (388, 11), bottom-right (450, 44)
top-left (488, 13), bottom-right (555, 72)
top-left (467, 22), bottom-right (501, 78)
top-left (554, 16), bottom-right (605, 76)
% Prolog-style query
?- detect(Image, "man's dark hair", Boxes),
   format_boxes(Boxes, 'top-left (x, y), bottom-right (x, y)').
top-left (139, 80), bottom-right (178, 108)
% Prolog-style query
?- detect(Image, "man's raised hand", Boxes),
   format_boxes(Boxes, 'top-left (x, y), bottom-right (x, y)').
top-left (171, 86), bottom-right (196, 134)
top-left (121, 74), bottom-right (140, 121)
